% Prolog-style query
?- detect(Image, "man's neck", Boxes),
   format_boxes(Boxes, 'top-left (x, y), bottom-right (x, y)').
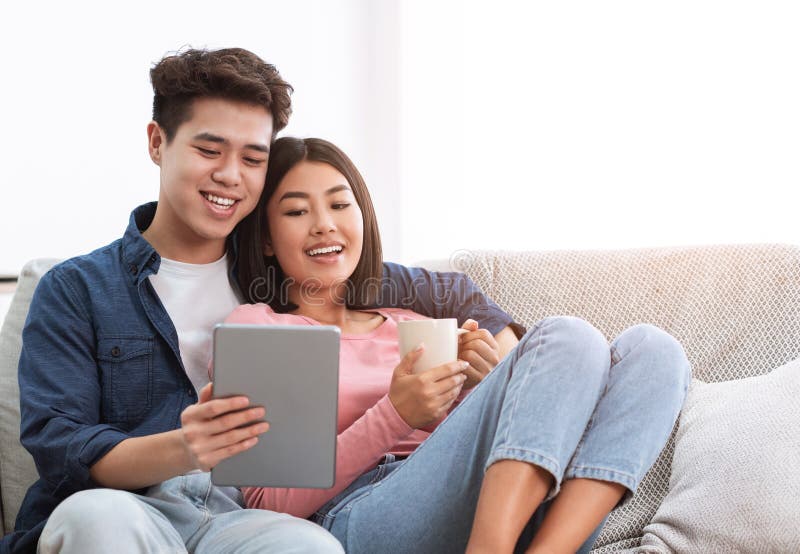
top-left (142, 215), bottom-right (226, 264)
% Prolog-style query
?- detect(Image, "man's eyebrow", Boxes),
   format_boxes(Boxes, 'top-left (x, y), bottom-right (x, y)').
top-left (192, 132), bottom-right (269, 154)
top-left (279, 184), bottom-right (351, 202)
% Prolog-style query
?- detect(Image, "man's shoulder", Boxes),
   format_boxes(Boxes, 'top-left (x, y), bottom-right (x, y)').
top-left (38, 239), bottom-right (125, 294)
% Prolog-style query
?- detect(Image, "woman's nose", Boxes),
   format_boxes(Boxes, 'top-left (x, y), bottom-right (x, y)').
top-left (311, 211), bottom-right (336, 234)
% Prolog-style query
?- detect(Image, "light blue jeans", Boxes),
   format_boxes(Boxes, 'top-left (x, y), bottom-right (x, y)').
top-left (38, 472), bottom-right (343, 554)
top-left (312, 316), bottom-right (691, 554)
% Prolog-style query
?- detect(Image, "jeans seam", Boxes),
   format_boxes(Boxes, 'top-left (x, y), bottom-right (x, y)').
top-left (501, 319), bottom-right (549, 447)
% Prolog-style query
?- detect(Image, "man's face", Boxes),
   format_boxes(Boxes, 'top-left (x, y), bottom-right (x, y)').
top-left (148, 97), bottom-right (273, 255)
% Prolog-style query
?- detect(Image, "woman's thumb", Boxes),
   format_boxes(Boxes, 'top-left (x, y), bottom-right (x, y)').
top-left (396, 343), bottom-right (425, 375)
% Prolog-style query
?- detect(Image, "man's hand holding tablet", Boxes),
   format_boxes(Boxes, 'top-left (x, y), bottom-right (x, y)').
top-left (180, 382), bottom-right (270, 472)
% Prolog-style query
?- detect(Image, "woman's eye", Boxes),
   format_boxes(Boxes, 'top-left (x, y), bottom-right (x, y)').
top-left (285, 210), bottom-right (306, 216)
top-left (332, 203), bottom-right (351, 210)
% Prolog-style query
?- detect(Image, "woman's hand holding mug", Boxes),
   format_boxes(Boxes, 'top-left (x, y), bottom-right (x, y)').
top-left (457, 319), bottom-right (501, 389)
top-left (388, 345), bottom-right (468, 429)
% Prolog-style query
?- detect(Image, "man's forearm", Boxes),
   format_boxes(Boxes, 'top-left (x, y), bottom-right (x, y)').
top-left (89, 429), bottom-right (194, 490)
top-left (495, 326), bottom-right (520, 359)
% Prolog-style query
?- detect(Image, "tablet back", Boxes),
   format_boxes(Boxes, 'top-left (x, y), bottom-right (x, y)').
top-left (211, 323), bottom-right (339, 488)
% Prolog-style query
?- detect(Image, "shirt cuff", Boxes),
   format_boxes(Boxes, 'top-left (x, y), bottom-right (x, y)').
top-left (61, 425), bottom-right (130, 495)
top-left (473, 306), bottom-right (526, 338)
top-left (372, 394), bottom-right (415, 439)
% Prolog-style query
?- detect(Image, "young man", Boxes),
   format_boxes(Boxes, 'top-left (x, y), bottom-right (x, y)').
top-left (2, 48), bottom-right (519, 554)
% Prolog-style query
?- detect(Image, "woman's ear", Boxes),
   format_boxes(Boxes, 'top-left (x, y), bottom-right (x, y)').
top-left (263, 237), bottom-right (275, 257)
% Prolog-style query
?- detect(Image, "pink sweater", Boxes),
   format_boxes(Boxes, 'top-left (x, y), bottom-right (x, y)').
top-left (223, 304), bottom-right (453, 518)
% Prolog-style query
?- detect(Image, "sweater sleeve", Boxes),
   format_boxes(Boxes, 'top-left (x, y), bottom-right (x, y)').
top-left (242, 394), bottom-right (413, 518)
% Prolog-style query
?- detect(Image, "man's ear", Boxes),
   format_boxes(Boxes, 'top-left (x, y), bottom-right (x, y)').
top-left (147, 121), bottom-right (166, 165)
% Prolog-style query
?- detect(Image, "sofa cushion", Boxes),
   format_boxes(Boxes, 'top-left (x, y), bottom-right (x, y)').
top-left (0, 259), bottom-right (59, 534)
top-left (452, 245), bottom-right (800, 551)
top-left (638, 359), bottom-right (800, 552)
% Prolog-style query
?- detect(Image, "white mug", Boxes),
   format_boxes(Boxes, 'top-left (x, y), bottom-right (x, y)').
top-left (398, 318), bottom-right (467, 373)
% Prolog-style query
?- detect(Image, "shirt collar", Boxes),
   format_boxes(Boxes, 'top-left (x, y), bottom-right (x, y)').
top-left (120, 202), bottom-right (241, 288)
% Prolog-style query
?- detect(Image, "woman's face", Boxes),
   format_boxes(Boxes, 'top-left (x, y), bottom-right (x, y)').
top-left (265, 160), bottom-right (364, 296)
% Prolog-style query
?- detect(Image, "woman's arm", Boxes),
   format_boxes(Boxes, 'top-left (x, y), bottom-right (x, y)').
top-left (243, 395), bottom-right (414, 518)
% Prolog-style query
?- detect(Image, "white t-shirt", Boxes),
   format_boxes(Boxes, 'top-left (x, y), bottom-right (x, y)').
top-left (148, 253), bottom-right (241, 394)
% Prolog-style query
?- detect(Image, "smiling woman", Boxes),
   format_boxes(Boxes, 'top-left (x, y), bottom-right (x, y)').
top-left (237, 137), bottom-right (383, 312)
top-left (228, 136), bottom-right (690, 554)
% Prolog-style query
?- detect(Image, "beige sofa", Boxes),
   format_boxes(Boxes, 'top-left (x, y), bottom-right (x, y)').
top-left (2, 246), bottom-right (799, 551)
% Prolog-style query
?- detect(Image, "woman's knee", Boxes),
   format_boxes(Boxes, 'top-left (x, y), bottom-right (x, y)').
top-left (517, 316), bottom-right (611, 379)
top-left (613, 324), bottom-right (691, 391)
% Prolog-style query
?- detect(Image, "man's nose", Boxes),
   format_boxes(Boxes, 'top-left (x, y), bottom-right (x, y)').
top-left (212, 156), bottom-right (241, 187)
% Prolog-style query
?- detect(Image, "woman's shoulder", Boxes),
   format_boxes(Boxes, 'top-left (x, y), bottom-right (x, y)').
top-left (378, 307), bottom-right (430, 323)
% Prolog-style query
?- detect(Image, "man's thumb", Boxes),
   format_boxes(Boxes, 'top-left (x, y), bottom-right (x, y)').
top-left (199, 382), bottom-right (213, 403)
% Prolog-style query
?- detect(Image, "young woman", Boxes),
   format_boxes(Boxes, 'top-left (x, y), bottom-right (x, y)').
top-left (227, 137), bottom-right (690, 554)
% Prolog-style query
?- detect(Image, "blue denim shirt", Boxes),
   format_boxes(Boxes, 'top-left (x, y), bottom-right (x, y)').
top-left (4, 202), bottom-right (517, 554)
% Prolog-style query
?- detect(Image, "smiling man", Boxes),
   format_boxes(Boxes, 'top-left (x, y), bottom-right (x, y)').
top-left (3, 48), bottom-right (520, 554)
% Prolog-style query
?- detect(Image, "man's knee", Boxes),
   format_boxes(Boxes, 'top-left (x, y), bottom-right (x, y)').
top-left (40, 489), bottom-right (157, 552)
top-left (205, 511), bottom-right (344, 554)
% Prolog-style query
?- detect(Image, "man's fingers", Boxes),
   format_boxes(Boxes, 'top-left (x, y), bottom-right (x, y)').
top-left (206, 406), bottom-right (266, 435)
top-left (197, 435), bottom-right (261, 471)
top-left (196, 395), bottom-right (251, 420)
top-left (205, 420), bottom-right (270, 451)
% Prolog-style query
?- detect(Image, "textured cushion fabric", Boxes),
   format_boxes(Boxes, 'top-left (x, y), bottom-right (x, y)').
top-left (449, 244), bottom-right (800, 551)
top-left (637, 360), bottom-right (800, 553)
top-left (0, 259), bottom-right (59, 534)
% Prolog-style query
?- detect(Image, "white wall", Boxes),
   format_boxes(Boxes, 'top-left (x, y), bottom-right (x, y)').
top-left (397, 1), bottom-right (800, 263)
top-left (3, 1), bottom-right (800, 275)
top-left (0, 0), bottom-right (402, 275)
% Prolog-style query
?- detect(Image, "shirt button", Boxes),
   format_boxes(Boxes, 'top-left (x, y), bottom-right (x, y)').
top-left (111, 346), bottom-right (121, 357)
top-left (130, 264), bottom-right (138, 275)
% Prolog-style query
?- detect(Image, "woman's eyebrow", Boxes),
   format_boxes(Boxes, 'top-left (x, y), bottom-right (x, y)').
top-left (279, 185), bottom-right (351, 202)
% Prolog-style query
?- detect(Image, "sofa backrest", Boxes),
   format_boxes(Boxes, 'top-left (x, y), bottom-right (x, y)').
top-left (0, 259), bottom-right (59, 535)
top-left (449, 244), bottom-right (800, 551)
top-left (3, 246), bottom-right (800, 543)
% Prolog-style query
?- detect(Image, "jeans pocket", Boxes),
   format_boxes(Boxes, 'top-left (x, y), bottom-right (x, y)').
top-left (97, 336), bottom-right (154, 425)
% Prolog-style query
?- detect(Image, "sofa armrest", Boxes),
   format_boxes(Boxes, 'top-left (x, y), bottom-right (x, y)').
top-left (0, 258), bottom-right (60, 534)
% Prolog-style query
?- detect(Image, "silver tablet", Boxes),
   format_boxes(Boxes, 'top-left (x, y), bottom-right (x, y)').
top-left (210, 323), bottom-right (340, 488)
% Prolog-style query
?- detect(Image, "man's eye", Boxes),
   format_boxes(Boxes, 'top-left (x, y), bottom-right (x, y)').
top-left (196, 147), bottom-right (219, 156)
top-left (244, 157), bottom-right (266, 166)
top-left (332, 203), bottom-right (350, 210)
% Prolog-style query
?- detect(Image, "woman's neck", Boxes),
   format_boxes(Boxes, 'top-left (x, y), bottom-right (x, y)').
top-left (289, 288), bottom-right (383, 334)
